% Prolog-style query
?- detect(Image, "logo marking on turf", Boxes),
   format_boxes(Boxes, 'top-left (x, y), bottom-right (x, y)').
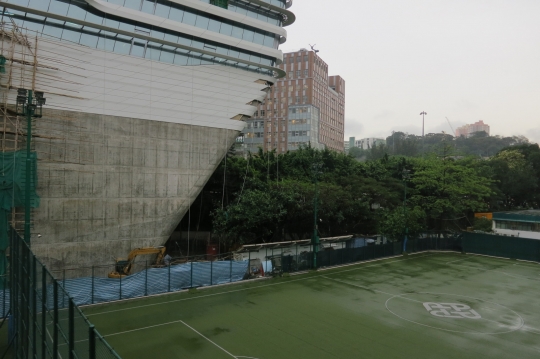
top-left (423, 302), bottom-right (481, 319)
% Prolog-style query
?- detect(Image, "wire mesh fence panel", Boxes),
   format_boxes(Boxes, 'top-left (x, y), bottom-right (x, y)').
top-left (94, 329), bottom-right (122, 359)
top-left (73, 308), bottom-right (92, 359)
top-left (8, 228), bottom-right (122, 359)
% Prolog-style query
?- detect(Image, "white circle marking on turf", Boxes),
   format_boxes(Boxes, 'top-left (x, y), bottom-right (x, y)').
top-left (385, 292), bottom-right (524, 335)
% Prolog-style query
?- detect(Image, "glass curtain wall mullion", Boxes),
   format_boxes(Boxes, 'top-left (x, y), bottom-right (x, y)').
top-left (1, 3), bottom-right (278, 75)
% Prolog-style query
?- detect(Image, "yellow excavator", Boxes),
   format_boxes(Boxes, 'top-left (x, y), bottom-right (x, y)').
top-left (108, 246), bottom-right (166, 278)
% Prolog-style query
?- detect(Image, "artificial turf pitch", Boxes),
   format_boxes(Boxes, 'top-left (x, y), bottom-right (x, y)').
top-left (82, 252), bottom-right (540, 359)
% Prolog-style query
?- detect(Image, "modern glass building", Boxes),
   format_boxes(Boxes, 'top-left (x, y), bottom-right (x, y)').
top-left (0, 0), bottom-right (294, 270)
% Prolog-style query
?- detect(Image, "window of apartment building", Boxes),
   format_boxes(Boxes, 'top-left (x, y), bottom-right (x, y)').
top-left (289, 57), bottom-right (294, 64)
top-left (288, 72), bottom-right (292, 78)
top-left (304, 55), bottom-right (308, 62)
top-left (296, 70), bottom-right (300, 77)
top-left (260, 110), bottom-right (265, 116)
top-left (253, 111), bottom-right (258, 117)
top-left (304, 70), bottom-right (308, 76)
top-left (296, 56), bottom-right (301, 62)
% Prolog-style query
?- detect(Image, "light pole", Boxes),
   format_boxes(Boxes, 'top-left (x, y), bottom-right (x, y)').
top-left (311, 161), bottom-right (322, 269)
top-left (420, 111), bottom-right (427, 156)
top-left (16, 88), bottom-right (46, 246)
top-left (402, 169), bottom-right (410, 253)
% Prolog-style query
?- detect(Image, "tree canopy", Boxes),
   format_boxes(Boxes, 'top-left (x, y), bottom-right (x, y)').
top-left (176, 141), bottom-right (536, 250)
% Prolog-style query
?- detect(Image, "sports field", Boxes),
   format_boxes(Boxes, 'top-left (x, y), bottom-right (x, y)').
top-left (82, 252), bottom-right (540, 359)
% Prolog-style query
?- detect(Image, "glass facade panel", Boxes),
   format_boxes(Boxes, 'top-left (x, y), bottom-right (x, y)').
top-left (2, 0), bottom-right (277, 76)
top-left (228, 1), bottom-right (283, 26)
top-left (7, 0), bottom-right (30, 7)
top-left (207, 18), bottom-right (221, 32)
top-left (49, 1), bottom-right (69, 16)
top-left (141, 0), bottom-right (155, 14)
top-left (123, 0), bottom-right (142, 11)
top-left (169, 7), bottom-right (186, 23)
top-left (114, 35), bottom-right (131, 54)
top-left (154, 2), bottom-right (170, 18)
top-left (101, 0), bottom-right (280, 49)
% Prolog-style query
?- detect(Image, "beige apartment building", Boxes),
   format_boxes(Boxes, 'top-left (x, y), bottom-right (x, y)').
top-left (241, 49), bottom-right (345, 153)
top-left (455, 120), bottom-right (490, 138)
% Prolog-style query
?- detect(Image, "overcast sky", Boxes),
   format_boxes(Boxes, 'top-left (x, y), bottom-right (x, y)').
top-left (282, 0), bottom-right (540, 143)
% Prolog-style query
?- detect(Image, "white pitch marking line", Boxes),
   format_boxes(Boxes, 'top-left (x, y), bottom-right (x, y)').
top-left (86, 254), bottom-right (434, 317)
top-left (179, 320), bottom-right (237, 359)
top-left (101, 318), bottom-right (240, 358)
top-left (104, 319), bottom-right (185, 338)
top-left (323, 276), bottom-right (523, 332)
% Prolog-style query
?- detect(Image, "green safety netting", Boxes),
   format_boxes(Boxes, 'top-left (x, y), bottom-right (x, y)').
top-left (0, 55), bottom-right (5, 74)
top-left (210, 0), bottom-right (228, 9)
top-left (0, 151), bottom-right (40, 281)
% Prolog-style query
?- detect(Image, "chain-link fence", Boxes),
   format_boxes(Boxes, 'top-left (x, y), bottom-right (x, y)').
top-left (5, 228), bottom-right (121, 359)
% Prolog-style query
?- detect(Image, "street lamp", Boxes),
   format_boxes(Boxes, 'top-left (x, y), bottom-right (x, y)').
top-left (311, 161), bottom-right (322, 269)
top-left (15, 88), bottom-right (46, 246)
top-left (420, 111), bottom-right (427, 156)
top-left (402, 169), bottom-right (411, 253)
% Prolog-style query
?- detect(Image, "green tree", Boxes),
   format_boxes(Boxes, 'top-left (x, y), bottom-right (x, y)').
top-left (409, 156), bottom-right (493, 230)
top-left (378, 206), bottom-right (426, 241)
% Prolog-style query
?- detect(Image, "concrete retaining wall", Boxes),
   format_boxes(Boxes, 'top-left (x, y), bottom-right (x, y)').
top-left (31, 108), bottom-right (238, 271)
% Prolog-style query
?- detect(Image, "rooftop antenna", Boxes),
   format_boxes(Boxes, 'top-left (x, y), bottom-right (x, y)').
top-left (309, 44), bottom-right (319, 53)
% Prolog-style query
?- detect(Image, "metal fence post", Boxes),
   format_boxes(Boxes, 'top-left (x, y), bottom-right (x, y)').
top-left (89, 325), bottom-right (96, 359)
top-left (91, 266), bottom-right (95, 305)
top-left (41, 267), bottom-right (46, 359)
top-left (23, 243), bottom-right (30, 357)
top-left (210, 260), bottom-right (213, 286)
top-left (168, 262), bottom-right (171, 292)
top-left (13, 236), bottom-right (19, 358)
top-left (119, 273), bottom-right (122, 300)
top-left (62, 269), bottom-right (66, 307)
top-left (69, 298), bottom-right (75, 359)
top-left (230, 258), bottom-right (232, 282)
top-left (32, 255), bottom-right (37, 359)
top-left (2, 275), bottom-right (5, 318)
top-left (190, 261), bottom-right (193, 288)
top-left (53, 282), bottom-right (59, 359)
top-left (145, 260), bottom-right (148, 297)
top-left (296, 244), bottom-right (298, 271)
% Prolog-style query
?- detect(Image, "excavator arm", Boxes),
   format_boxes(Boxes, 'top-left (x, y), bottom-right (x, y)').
top-left (108, 246), bottom-right (166, 278)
